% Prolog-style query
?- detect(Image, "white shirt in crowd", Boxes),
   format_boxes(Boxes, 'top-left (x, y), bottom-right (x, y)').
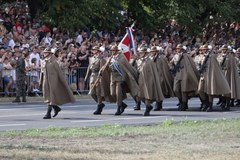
top-left (29, 52), bottom-right (41, 66)
top-left (8, 39), bottom-right (15, 49)
top-left (76, 34), bottom-right (83, 45)
top-left (44, 36), bottom-right (52, 46)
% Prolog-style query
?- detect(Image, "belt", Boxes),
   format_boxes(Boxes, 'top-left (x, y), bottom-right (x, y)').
top-left (91, 68), bottom-right (100, 73)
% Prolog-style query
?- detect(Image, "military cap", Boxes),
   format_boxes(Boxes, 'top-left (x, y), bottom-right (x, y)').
top-left (91, 46), bottom-right (99, 50)
top-left (221, 45), bottom-right (228, 50)
top-left (202, 44), bottom-right (208, 50)
top-left (43, 47), bottom-right (52, 53)
top-left (176, 44), bottom-right (183, 49)
top-left (139, 47), bottom-right (148, 52)
top-left (110, 45), bottom-right (120, 51)
top-left (150, 46), bottom-right (158, 52)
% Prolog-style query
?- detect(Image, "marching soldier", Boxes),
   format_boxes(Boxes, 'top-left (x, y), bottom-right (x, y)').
top-left (197, 45), bottom-right (231, 112)
top-left (149, 46), bottom-right (174, 111)
top-left (40, 48), bottom-right (75, 119)
top-left (217, 45), bottom-right (240, 110)
top-left (85, 46), bottom-right (113, 115)
top-left (12, 50), bottom-right (26, 103)
top-left (135, 47), bottom-right (165, 116)
top-left (170, 44), bottom-right (199, 111)
top-left (194, 46), bottom-right (204, 71)
top-left (109, 45), bottom-right (139, 115)
top-left (235, 48), bottom-right (240, 106)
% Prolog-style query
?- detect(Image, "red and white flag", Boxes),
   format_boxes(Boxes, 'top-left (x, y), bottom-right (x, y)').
top-left (118, 23), bottom-right (136, 61)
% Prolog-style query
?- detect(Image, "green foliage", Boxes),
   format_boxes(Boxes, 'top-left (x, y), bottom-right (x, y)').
top-left (2, 0), bottom-right (240, 34)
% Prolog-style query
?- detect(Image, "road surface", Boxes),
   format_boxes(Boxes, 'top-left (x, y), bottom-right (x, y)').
top-left (0, 97), bottom-right (239, 131)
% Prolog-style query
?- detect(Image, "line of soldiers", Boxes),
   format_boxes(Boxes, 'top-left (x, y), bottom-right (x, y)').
top-left (85, 44), bottom-right (240, 116)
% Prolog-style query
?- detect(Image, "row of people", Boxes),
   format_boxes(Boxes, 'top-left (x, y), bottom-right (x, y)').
top-left (86, 44), bottom-right (240, 116)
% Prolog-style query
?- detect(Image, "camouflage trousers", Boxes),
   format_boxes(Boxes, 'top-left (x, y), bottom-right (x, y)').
top-left (16, 77), bottom-right (26, 97)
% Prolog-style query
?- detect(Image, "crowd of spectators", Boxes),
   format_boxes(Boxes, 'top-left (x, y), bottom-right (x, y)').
top-left (0, 2), bottom-right (239, 97)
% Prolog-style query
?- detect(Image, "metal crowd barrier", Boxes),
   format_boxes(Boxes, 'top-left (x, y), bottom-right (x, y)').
top-left (0, 67), bottom-right (90, 97)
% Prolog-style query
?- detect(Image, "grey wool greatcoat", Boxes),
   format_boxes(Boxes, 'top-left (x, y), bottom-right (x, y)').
top-left (198, 54), bottom-right (231, 96)
top-left (174, 53), bottom-right (200, 94)
top-left (222, 54), bottom-right (240, 99)
top-left (40, 55), bottom-right (76, 105)
top-left (137, 57), bottom-right (165, 102)
top-left (154, 55), bottom-right (175, 98)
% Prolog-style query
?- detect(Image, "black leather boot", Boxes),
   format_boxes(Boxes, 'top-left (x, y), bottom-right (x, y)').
top-left (201, 100), bottom-right (209, 111)
top-left (229, 99), bottom-right (235, 107)
top-left (236, 100), bottom-right (240, 106)
top-left (216, 96), bottom-right (223, 105)
top-left (206, 102), bottom-right (213, 112)
top-left (52, 105), bottom-right (62, 117)
top-left (224, 99), bottom-right (231, 111)
top-left (144, 105), bottom-right (153, 116)
top-left (120, 102), bottom-right (128, 114)
top-left (220, 98), bottom-right (227, 111)
top-left (12, 96), bottom-right (21, 103)
top-left (154, 101), bottom-right (162, 111)
top-left (22, 96), bottom-right (26, 102)
top-left (43, 105), bottom-right (52, 119)
top-left (180, 102), bottom-right (188, 111)
top-left (115, 106), bottom-right (122, 115)
top-left (177, 99), bottom-right (183, 110)
top-left (133, 101), bottom-right (141, 110)
top-left (93, 103), bottom-right (105, 115)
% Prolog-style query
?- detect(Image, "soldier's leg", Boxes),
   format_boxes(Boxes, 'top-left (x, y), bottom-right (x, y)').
top-left (216, 96), bottom-right (223, 105)
top-left (229, 99), bottom-right (235, 107)
top-left (12, 80), bottom-right (21, 103)
top-left (21, 81), bottom-right (27, 102)
top-left (93, 85), bottom-right (105, 115)
top-left (133, 96), bottom-right (141, 110)
top-left (43, 105), bottom-right (52, 119)
top-left (180, 92), bottom-right (188, 111)
top-left (198, 79), bottom-right (208, 111)
top-left (206, 95), bottom-right (214, 112)
top-left (52, 105), bottom-right (61, 117)
top-left (90, 88), bottom-right (98, 103)
top-left (143, 99), bottom-right (153, 116)
top-left (236, 99), bottom-right (240, 106)
top-left (154, 101), bottom-right (163, 111)
top-left (173, 79), bottom-right (182, 108)
top-left (220, 94), bottom-right (231, 111)
top-left (115, 81), bottom-right (123, 115)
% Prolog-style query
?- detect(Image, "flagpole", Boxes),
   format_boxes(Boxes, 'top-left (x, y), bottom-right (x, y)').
top-left (118, 21), bottom-right (136, 62)
top-left (118, 21), bottom-right (136, 47)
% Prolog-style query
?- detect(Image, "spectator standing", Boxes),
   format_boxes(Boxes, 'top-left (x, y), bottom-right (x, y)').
top-left (29, 46), bottom-right (40, 66)
top-left (76, 44), bottom-right (89, 93)
top-left (12, 50), bottom-right (26, 103)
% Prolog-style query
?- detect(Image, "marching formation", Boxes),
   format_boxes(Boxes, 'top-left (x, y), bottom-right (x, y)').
top-left (82, 44), bottom-right (240, 117)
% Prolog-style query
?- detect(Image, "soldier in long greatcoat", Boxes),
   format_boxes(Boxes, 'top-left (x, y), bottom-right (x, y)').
top-left (170, 44), bottom-right (199, 111)
top-left (40, 48), bottom-right (75, 119)
top-left (197, 45), bottom-right (231, 112)
top-left (149, 46), bottom-right (174, 111)
top-left (217, 45), bottom-right (240, 110)
top-left (135, 47), bottom-right (165, 116)
top-left (108, 45), bottom-right (139, 115)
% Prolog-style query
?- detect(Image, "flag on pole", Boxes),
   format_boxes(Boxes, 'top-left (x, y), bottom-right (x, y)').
top-left (118, 23), bottom-right (136, 61)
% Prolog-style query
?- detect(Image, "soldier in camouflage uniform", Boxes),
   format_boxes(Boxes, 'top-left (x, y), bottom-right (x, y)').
top-left (12, 50), bottom-right (26, 103)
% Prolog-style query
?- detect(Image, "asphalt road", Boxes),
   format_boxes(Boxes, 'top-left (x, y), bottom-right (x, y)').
top-left (0, 97), bottom-right (239, 131)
